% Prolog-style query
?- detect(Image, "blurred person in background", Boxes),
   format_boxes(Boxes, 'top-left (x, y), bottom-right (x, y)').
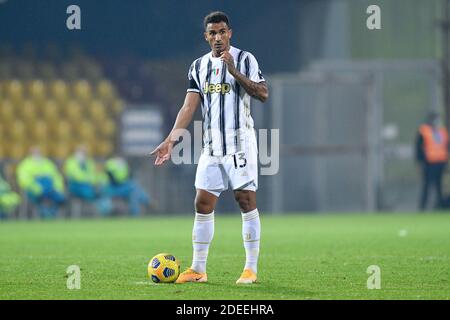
top-left (0, 172), bottom-right (21, 220)
top-left (16, 146), bottom-right (66, 218)
top-left (415, 111), bottom-right (449, 211)
top-left (104, 156), bottom-right (150, 216)
top-left (64, 145), bottom-right (110, 215)
top-left (93, 162), bottom-right (113, 215)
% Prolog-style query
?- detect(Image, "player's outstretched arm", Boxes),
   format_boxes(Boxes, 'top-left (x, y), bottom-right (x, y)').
top-left (150, 92), bottom-right (201, 166)
top-left (220, 51), bottom-right (269, 102)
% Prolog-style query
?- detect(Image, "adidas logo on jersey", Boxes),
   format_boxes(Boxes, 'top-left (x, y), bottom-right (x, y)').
top-left (203, 81), bottom-right (231, 95)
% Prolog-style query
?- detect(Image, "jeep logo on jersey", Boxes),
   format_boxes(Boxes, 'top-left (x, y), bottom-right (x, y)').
top-left (203, 82), bottom-right (231, 94)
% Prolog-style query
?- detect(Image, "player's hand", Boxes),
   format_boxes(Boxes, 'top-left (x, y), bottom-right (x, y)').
top-left (220, 50), bottom-right (236, 74)
top-left (150, 140), bottom-right (174, 166)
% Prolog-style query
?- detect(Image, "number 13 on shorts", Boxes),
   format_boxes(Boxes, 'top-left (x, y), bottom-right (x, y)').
top-left (233, 152), bottom-right (247, 169)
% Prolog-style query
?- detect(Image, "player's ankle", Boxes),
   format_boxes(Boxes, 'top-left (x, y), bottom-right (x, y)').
top-left (190, 265), bottom-right (206, 274)
top-left (244, 266), bottom-right (257, 274)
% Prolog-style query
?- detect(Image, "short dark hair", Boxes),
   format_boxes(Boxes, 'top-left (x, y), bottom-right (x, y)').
top-left (203, 11), bottom-right (231, 30)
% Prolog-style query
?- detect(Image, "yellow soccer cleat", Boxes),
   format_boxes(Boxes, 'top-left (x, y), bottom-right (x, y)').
top-left (236, 268), bottom-right (257, 284)
top-left (175, 268), bottom-right (208, 284)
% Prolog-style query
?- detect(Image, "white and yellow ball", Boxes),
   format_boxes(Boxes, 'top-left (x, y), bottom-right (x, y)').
top-left (148, 253), bottom-right (180, 283)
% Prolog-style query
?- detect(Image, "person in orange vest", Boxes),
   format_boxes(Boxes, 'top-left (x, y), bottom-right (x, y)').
top-left (416, 111), bottom-right (449, 210)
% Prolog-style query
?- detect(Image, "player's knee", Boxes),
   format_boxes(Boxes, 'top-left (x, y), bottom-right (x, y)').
top-left (194, 197), bottom-right (214, 214)
top-left (234, 191), bottom-right (255, 212)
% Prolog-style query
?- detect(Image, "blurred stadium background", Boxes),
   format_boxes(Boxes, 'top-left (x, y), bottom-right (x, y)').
top-left (0, 0), bottom-right (447, 218)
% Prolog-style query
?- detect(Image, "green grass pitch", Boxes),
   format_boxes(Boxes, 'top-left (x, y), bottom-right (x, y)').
top-left (0, 213), bottom-right (449, 300)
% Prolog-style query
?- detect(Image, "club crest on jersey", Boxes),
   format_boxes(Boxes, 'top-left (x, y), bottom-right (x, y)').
top-left (203, 81), bottom-right (231, 95)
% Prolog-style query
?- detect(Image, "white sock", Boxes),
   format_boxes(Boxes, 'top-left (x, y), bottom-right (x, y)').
top-left (191, 211), bottom-right (214, 274)
top-left (241, 208), bottom-right (260, 273)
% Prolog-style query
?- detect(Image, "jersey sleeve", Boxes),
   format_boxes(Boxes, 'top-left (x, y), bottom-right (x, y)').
top-left (246, 52), bottom-right (265, 83)
top-left (187, 61), bottom-right (200, 93)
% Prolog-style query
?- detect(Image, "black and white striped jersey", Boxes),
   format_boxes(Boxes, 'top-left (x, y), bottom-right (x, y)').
top-left (187, 46), bottom-right (265, 156)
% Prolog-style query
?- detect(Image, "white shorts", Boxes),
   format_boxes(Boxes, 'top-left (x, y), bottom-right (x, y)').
top-left (195, 139), bottom-right (258, 197)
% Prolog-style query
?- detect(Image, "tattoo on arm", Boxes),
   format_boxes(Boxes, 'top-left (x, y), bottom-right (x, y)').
top-left (231, 70), bottom-right (269, 102)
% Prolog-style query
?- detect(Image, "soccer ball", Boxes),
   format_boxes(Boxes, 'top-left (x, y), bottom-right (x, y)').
top-left (148, 253), bottom-right (180, 283)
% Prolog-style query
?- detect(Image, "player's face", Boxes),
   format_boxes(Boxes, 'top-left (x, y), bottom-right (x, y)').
top-left (204, 22), bottom-right (232, 57)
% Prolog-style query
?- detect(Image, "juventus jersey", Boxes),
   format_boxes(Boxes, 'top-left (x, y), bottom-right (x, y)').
top-left (187, 46), bottom-right (265, 156)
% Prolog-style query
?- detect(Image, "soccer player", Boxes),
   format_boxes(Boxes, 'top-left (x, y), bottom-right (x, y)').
top-left (151, 11), bottom-right (268, 284)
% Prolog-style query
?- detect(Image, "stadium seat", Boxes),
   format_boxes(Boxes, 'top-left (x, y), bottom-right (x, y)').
top-left (78, 121), bottom-right (95, 140)
top-left (99, 118), bottom-right (117, 137)
top-left (0, 100), bottom-right (16, 122)
top-left (88, 100), bottom-right (107, 121)
top-left (96, 79), bottom-right (116, 101)
top-left (31, 120), bottom-right (49, 140)
top-left (111, 98), bottom-right (125, 114)
top-left (7, 144), bottom-right (27, 161)
top-left (64, 100), bottom-right (83, 122)
top-left (5, 80), bottom-right (24, 103)
top-left (27, 80), bottom-right (47, 103)
top-left (50, 80), bottom-right (69, 102)
top-left (54, 120), bottom-right (72, 140)
top-left (9, 120), bottom-right (27, 141)
top-left (0, 47), bottom-right (123, 162)
top-left (94, 140), bottom-right (114, 157)
top-left (0, 124), bottom-right (4, 157)
top-left (50, 143), bottom-right (71, 159)
top-left (19, 99), bottom-right (37, 122)
top-left (42, 100), bottom-right (60, 121)
top-left (72, 80), bottom-right (92, 104)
